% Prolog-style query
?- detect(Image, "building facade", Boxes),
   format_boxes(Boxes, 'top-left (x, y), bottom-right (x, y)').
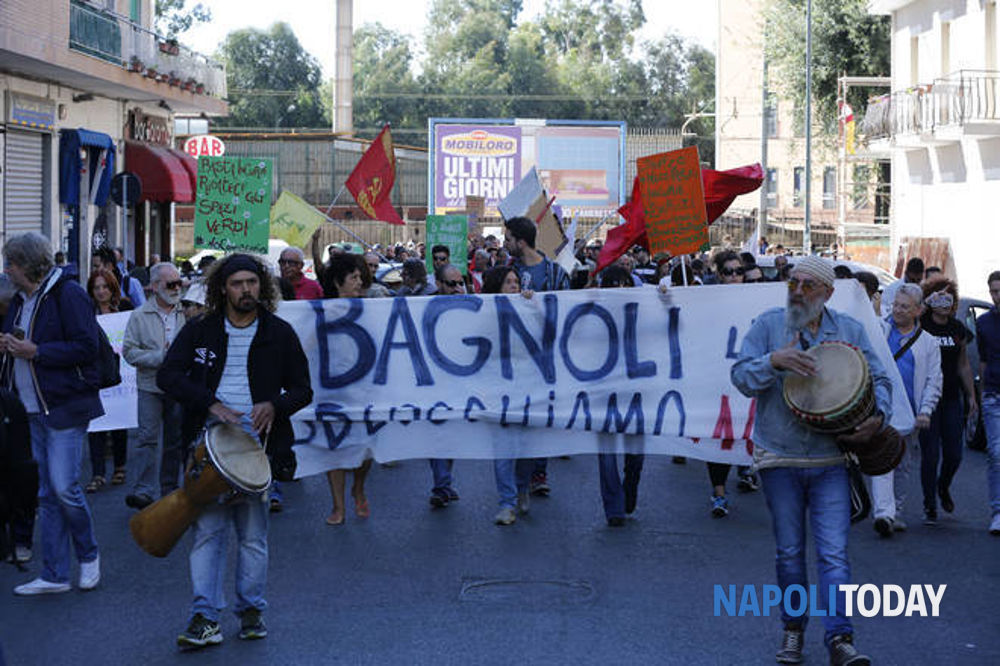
top-left (716, 0), bottom-right (886, 256)
top-left (867, 0), bottom-right (1000, 299)
top-left (1, 0), bottom-right (226, 271)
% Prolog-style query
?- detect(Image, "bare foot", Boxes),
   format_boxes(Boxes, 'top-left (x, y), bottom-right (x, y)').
top-left (354, 494), bottom-right (370, 519)
top-left (325, 509), bottom-right (345, 526)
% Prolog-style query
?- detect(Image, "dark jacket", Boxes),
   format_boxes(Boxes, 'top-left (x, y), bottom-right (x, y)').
top-left (2, 268), bottom-right (104, 429)
top-left (156, 308), bottom-right (312, 480)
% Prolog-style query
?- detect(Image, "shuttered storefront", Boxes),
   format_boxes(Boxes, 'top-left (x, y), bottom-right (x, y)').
top-left (3, 129), bottom-right (46, 237)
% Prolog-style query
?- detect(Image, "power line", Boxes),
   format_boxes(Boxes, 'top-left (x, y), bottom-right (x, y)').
top-left (228, 89), bottom-right (679, 102)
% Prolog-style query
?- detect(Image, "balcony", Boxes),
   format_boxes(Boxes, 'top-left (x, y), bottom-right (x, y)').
top-left (68, 0), bottom-right (226, 100)
top-left (862, 70), bottom-right (1000, 148)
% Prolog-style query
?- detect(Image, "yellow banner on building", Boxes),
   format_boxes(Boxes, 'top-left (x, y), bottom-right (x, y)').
top-left (270, 190), bottom-right (326, 247)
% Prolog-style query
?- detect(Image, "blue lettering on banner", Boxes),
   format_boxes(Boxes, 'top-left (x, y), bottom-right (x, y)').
top-left (726, 326), bottom-right (740, 359)
top-left (464, 396), bottom-right (486, 421)
top-left (624, 303), bottom-right (657, 378)
top-left (653, 391), bottom-right (685, 435)
top-left (668, 307), bottom-right (683, 378)
top-left (315, 402), bottom-right (351, 449)
top-left (565, 391), bottom-right (592, 430)
top-left (560, 302), bottom-right (619, 381)
top-left (602, 392), bottom-right (644, 434)
top-left (363, 405), bottom-right (388, 435)
top-left (313, 300), bottom-right (375, 388)
top-left (422, 295), bottom-right (491, 376)
top-left (426, 401), bottom-right (452, 425)
top-left (375, 299), bottom-right (434, 386)
top-left (496, 294), bottom-right (557, 383)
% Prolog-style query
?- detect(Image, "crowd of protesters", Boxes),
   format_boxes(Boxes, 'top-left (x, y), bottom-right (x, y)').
top-left (3, 218), bottom-right (1000, 664)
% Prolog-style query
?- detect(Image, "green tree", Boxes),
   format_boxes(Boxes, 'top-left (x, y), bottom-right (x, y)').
top-left (154, 0), bottom-right (211, 38)
top-left (216, 23), bottom-right (326, 129)
top-left (341, 23), bottom-right (422, 136)
top-left (763, 0), bottom-right (890, 131)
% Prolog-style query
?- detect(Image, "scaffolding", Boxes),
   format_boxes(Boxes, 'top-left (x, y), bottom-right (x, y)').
top-left (836, 75), bottom-right (892, 267)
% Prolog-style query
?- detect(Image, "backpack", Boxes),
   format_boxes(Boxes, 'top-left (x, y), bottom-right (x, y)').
top-left (96, 329), bottom-right (122, 389)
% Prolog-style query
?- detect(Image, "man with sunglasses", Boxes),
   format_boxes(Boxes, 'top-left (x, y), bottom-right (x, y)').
top-left (278, 248), bottom-right (322, 301)
top-left (122, 262), bottom-right (186, 510)
top-left (732, 256), bottom-right (890, 666)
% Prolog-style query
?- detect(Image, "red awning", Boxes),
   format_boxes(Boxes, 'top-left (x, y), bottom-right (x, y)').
top-left (167, 148), bottom-right (198, 193)
top-left (124, 140), bottom-right (194, 203)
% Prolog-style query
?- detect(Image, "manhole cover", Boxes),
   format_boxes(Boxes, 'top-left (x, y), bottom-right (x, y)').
top-left (460, 579), bottom-right (595, 604)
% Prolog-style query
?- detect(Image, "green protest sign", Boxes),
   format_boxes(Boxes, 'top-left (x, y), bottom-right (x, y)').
top-left (425, 214), bottom-right (468, 275)
top-left (194, 156), bottom-right (272, 254)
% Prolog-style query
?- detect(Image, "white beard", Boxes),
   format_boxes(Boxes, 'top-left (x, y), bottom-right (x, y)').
top-left (157, 289), bottom-right (181, 306)
top-left (785, 297), bottom-right (824, 331)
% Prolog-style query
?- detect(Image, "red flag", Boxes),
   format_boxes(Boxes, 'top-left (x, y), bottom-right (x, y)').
top-left (345, 124), bottom-right (404, 225)
top-left (595, 176), bottom-right (648, 274)
top-left (703, 163), bottom-right (764, 224)
top-left (594, 163), bottom-right (764, 273)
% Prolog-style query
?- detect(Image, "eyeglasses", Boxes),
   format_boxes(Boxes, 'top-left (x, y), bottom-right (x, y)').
top-left (164, 280), bottom-right (183, 290)
top-left (433, 255), bottom-right (448, 262)
top-left (721, 267), bottom-right (745, 277)
top-left (443, 279), bottom-right (464, 288)
top-left (278, 259), bottom-right (302, 266)
top-left (787, 277), bottom-right (820, 295)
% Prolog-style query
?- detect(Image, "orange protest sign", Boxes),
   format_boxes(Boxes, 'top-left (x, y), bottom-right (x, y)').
top-left (637, 146), bottom-right (707, 256)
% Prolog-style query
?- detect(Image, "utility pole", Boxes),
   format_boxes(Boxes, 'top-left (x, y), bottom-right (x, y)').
top-left (332, 0), bottom-right (353, 135)
top-left (759, 54), bottom-right (769, 247)
top-left (804, 0), bottom-right (813, 255)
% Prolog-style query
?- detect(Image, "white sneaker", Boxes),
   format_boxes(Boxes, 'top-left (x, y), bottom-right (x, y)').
top-left (494, 507), bottom-right (516, 525)
top-left (79, 555), bottom-right (100, 590)
top-left (14, 578), bottom-right (71, 596)
top-left (990, 514), bottom-right (1000, 536)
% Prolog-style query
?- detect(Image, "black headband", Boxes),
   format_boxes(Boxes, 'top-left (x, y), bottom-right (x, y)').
top-left (217, 254), bottom-right (261, 282)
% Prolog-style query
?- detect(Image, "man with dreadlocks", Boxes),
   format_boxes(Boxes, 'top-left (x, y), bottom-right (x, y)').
top-left (158, 254), bottom-right (312, 650)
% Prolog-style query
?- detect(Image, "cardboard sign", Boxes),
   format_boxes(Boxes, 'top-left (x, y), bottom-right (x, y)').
top-left (194, 156), bottom-right (272, 253)
top-left (637, 146), bottom-right (707, 256)
top-left (425, 215), bottom-right (469, 276)
top-left (498, 167), bottom-right (566, 258)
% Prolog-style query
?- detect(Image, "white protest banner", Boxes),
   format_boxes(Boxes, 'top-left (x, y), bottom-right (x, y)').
top-left (282, 281), bottom-right (913, 478)
top-left (89, 311), bottom-right (138, 432)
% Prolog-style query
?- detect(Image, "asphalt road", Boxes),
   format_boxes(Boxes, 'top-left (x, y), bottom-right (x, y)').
top-left (2, 446), bottom-right (999, 665)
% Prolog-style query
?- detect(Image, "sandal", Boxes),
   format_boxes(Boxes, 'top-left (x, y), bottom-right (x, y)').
top-left (111, 468), bottom-right (126, 485)
top-left (325, 509), bottom-right (345, 526)
top-left (85, 476), bottom-right (106, 493)
top-left (354, 498), bottom-right (370, 519)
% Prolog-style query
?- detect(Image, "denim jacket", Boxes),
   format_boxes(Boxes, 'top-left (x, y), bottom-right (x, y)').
top-left (730, 306), bottom-right (893, 459)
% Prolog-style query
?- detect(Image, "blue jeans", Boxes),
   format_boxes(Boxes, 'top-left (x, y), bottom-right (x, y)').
top-left (919, 394), bottom-right (964, 511)
top-left (598, 453), bottom-right (644, 519)
top-left (189, 492), bottom-right (269, 622)
top-left (429, 459), bottom-right (454, 492)
top-left (981, 392), bottom-right (1000, 516)
top-left (493, 459), bottom-right (533, 508)
top-left (29, 416), bottom-right (99, 584)
top-left (759, 465), bottom-right (853, 645)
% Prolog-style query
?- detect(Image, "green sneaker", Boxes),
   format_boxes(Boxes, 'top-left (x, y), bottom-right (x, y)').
top-left (177, 613), bottom-right (222, 649)
top-left (238, 608), bottom-right (268, 640)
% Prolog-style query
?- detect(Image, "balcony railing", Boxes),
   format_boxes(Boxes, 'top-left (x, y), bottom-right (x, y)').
top-left (68, 0), bottom-right (226, 99)
top-left (862, 70), bottom-right (1000, 141)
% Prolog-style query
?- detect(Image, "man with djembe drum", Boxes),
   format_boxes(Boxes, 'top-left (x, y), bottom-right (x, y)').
top-left (157, 254), bottom-right (312, 650)
top-left (732, 256), bottom-right (892, 666)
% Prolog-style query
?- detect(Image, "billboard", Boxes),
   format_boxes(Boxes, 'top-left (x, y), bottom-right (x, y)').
top-left (429, 119), bottom-right (626, 218)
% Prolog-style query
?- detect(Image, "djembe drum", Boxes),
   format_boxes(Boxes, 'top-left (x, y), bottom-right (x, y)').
top-left (782, 340), bottom-right (904, 476)
top-left (129, 423), bottom-right (271, 558)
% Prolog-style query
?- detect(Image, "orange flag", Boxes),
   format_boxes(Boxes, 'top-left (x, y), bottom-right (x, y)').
top-left (345, 124), bottom-right (404, 225)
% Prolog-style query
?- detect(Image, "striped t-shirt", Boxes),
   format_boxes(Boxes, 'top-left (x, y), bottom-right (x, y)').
top-left (215, 318), bottom-right (257, 416)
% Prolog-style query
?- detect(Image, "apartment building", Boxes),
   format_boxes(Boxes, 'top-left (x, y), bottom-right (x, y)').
top-left (716, 0), bottom-right (885, 256)
top-left (866, 0), bottom-right (1000, 298)
top-left (0, 0), bottom-right (226, 269)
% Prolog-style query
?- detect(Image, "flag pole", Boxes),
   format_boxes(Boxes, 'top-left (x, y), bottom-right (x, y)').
top-left (323, 184), bottom-right (348, 219)
top-left (578, 210), bottom-right (618, 245)
top-left (318, 208), bottom-right (374, 250)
